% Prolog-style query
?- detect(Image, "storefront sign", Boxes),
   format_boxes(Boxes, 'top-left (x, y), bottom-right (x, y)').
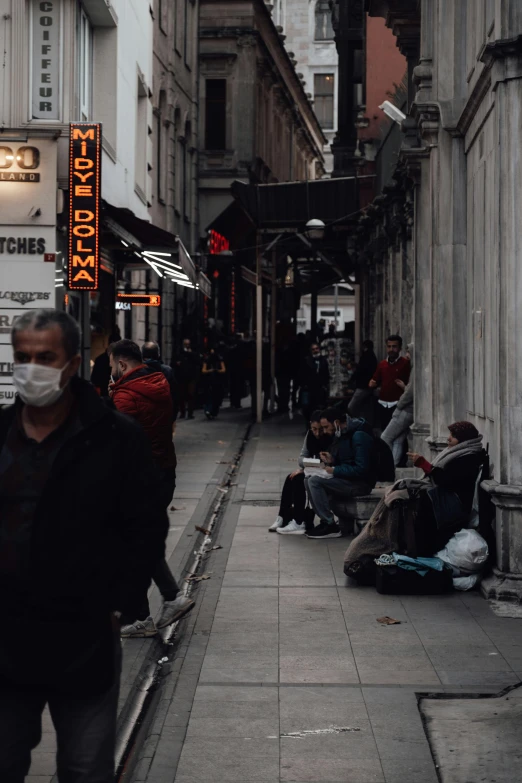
top-left (0, 261), bottom-right (55, 309)
top-left (68, 123), bottom-right (102, 290)
top-left (208, 230), bottom-right (230, 255)
top-left (0, 236), bottom-right (47, 254)
top-left (115, 294), bottom-right (161, 307)
top-left (32, 0), bottom-right (62, 120)
top-left (0, 145), bottom-right (41, 182)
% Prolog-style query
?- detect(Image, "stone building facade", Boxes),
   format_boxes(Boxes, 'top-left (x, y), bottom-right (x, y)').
top-left (198, 0), bottom-right (326, 236)
top-left (131, 0), bottom-right (202, 362)
top-left (354, 0), bottom-right (522, 600)
top-left (268, 0), bottom-right (339, 173)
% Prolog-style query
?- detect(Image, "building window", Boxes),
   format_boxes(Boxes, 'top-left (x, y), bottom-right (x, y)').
top-left (156, 91), bottom-right (167, 204)
top-left (205, 79), bottom-right (226, 150)
top-left (78, 5), bottom-right (93, 120)
top-left (315, 0), bottom-right (334, 41)
top-left (183, 122), bottom-right (191, 220)
top-left (314, 73), bottom-right (334, 129)
top-left (135, 74), bottom-right (148, 201)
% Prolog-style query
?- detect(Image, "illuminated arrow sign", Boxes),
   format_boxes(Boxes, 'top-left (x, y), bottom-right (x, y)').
top-left (68, 123), bottom-right (102, 290)
top-left (115, 294), bottom-right (161, 307)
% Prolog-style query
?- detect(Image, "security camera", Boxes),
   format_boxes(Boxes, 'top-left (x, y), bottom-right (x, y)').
top-left (379, 100), bottom-right (406, 125)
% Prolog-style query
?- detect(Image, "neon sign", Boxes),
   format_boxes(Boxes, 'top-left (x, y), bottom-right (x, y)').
top-left (68, 123), bottom-right (102, 290)
top-left (116, 294), bottom-right (161, 307)
top-left (208, 230), bottom-right (230, 255)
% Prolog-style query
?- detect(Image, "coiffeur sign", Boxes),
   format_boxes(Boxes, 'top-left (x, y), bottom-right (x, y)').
top-left (68, 123), bottom-right (102, 290)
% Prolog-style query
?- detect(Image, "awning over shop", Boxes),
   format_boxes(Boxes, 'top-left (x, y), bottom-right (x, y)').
top-left (101, 201), bottom-right (199, 287)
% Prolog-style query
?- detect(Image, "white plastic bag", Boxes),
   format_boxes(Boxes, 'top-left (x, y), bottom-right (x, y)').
top-left (453, 573), bottom-right (481, 591)
top-left (436, 529), bottom-right (489, 574)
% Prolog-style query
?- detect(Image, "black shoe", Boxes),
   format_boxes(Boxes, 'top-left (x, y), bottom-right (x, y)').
top-left (306, 521), bottom-right (342, 539)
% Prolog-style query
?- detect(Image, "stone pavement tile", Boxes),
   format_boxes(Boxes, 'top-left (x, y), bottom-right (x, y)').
top-left (279, 685), bottom-right (367, 733)
top-left (199, 661), bottom-right (279, 683)
top-left (26, 778), bottom-right (53, 783)
top-left (26, 753), bottom-right (56, 776)
top-left (380, 759), bottom-right (439, 783)
top-left (423, 644), bottom-right (512, 671)
top-left (279, 631), bottom-right (351, 655)
top-left (436, 670), bottom-right (519, 688)
top-left (280, 734), bottom-right (384, 783)
top-left (187, 686), bottom-right (279, 737)
top-left (174, 737), bottom-right (279, 781)
top-left (357, 667), bottom-right (441, 685)
top-left (222, 572), bottom-right (280, 586)
top-left (280, 654), bottom-right (359, 684)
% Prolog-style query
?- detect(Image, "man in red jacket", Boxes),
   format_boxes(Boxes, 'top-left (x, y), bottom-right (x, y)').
top-left (369, 335), bottom-right (411, 434)
top-left (109, 340), bottom-right (194, 637)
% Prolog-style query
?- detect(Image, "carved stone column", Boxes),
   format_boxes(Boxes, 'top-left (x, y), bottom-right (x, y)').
top-left (481, 40), bottom-right (522, 601)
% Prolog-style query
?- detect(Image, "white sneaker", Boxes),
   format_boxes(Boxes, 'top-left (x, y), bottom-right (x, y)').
top-left (156, 596), bottom-right (196, 629)
top-left (269, 515), bottom-right (284, 532)
top-left (120, 616), bottom-right (157, 638)
top-left (277, 519), bottom-right (305, 535)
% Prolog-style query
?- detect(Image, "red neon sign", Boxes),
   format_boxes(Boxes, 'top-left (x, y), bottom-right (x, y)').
top-left (208, 230), bottom-right (230, 255)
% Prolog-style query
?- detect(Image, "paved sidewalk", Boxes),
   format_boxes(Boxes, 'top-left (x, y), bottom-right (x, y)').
top-left (27, 406), bottom-right (250, 782)
top-left (134, 416), bottom-right (522, 783)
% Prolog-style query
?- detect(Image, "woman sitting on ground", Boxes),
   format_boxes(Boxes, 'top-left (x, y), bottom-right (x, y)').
top-left (344, 421), bottom-right (486, 579)
top-left (269, 411), bottom-right (332, 535)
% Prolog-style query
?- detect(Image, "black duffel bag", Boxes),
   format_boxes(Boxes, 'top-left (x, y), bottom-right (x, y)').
top-left (376, 565), bottom-right (453, 596)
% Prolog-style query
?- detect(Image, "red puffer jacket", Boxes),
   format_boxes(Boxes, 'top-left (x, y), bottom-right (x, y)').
top-left (110, 365), bottom-right (176, 471)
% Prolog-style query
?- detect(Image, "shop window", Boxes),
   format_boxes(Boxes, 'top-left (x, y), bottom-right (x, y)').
top-left (315, 1), bottom-right (334, 41)
top-left (205, 79), bottom-right (226, 150)
top-left (78, 5), bottom-right (93, 120)
top-left (314, 74), bottom-right (335, 129)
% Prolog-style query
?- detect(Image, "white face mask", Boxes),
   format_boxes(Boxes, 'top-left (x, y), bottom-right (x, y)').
top-left (12, 362), bottom-right (69, 408)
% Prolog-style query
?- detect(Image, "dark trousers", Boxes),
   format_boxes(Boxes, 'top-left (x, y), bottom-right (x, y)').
top-left (133, 469), bottom-right (179, 621)
top-left (0, 641), bottom-right (121, 783)
top-left (278, 472), bottom-right (308, 526)
top-left (179, 380), bottom-right (197, 416)
top-left (229, 374), bottom-right (244, 408)
top-left (276, 375), bottom-right (291, 413)
top-left (377, 403), bottom-right (396, 434)
top-left (205, 383), bottom-right (223, 418)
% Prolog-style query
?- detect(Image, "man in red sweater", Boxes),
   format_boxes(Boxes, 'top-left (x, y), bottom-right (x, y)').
top-left (369, 335), bottom-right (411, 433)
top-left (109, 340), bottom-right (194, 637)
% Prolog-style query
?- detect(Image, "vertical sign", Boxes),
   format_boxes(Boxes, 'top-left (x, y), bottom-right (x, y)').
top-left (32, 0), bottom-right (62, 120)
top-left (68, 123), bottom-right (102, 290)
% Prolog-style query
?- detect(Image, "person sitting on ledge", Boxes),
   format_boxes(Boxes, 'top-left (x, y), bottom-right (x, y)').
top-left (344, 421), bottom-right (486, 579)
top-left (305, 408), bottom-right (377, 540)
top-left (269, 411), bottom-right (332, 535)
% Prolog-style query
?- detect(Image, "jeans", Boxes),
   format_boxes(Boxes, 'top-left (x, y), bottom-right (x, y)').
top-left (381, 408), bottom-right (414, 466)
top-left (278, 472), bottom-right (307, 524)
top-left (305, 476), bottom-right (372, 524)
top-left (0, 639), bottom-right (121, 783)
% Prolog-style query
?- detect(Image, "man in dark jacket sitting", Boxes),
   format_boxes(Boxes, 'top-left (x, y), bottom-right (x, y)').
top-left (305, 408), bottom-right (376, 539)
top-left (0, 310), bottom-right (167, 783)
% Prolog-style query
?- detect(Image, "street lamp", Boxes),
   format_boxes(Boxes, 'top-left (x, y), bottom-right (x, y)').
top-left (305, 218), bottom-right (326, 241)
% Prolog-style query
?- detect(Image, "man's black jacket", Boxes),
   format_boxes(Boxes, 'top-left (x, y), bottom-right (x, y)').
top-left (0, 377), bottom-right (168, 694)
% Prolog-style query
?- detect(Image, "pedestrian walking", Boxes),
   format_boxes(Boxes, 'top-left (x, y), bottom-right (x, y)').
top-left (0, 310), bottom-right (168, 783)
top-left (202, 347), bottom-right (226, 419)
top-left (369, 335), bottom-right (411, 434)
top-left (173, 338), bottom-right (201, 419)
top-left (347, 339), bottom-right (378, 419)
top-left (142, 341), bottom-right (180, 422)
top-left (381, 345), bottom-right (414, 466)
top-left (109, 340), bottom-right (194, 637)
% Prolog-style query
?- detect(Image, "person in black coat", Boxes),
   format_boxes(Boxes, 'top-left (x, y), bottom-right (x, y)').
top-left (0, 309), bottom-right (167, 783)
top-left (173, 338), bottom-right (201, 419)
top-left (299, 343), bottom-right (330, 421)
top-left (347, 339), bottom-right (378, 419)
top-left (142, 341), bottom-right (180, 421)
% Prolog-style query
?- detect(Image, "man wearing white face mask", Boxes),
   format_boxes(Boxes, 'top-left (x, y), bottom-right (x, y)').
top-left (0, 309), bottom-right (168, 783)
